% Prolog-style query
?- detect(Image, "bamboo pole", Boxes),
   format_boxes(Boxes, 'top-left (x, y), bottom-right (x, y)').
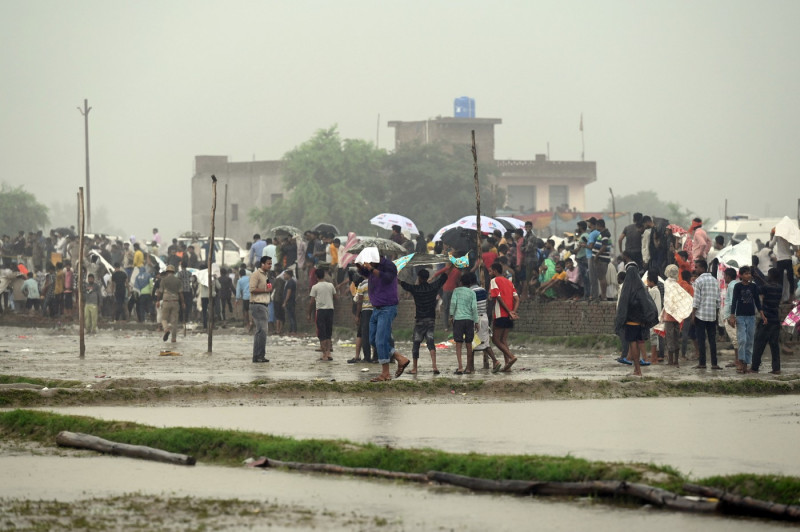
top-left (222, 182), bottom-right (228, 268)
top-left (471, 130), bottom-right (482, 284)
top-left (56, 431), bottom-right (195, 466)
top-left (207, 175), bottom-right (217, 353)
top-left (609, 187), bottom-right (617, 250)
top-left (78, 188), bottom-right (85, 358)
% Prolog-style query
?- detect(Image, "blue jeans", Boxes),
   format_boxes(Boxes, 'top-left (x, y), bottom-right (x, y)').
top-left (736, 315), bottom-right (756, 365)
top-left (251, 303), bottom-right (269, 361)
top-left (370, 305), bottom-right (397, 364)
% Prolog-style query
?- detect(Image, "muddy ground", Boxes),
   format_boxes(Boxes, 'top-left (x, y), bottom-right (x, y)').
top-left (2, 319), bottom-right (799, 530)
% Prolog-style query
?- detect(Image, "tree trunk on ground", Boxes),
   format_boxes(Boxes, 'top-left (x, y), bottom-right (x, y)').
top-left (56, 431), bottom-right (195, 466)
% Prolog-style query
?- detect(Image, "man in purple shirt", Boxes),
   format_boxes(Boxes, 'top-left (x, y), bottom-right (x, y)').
top-left (356, 249), bottom-right (410, 381)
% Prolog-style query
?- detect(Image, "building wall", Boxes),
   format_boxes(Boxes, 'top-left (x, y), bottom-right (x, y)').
top-left (192, 156), bottom-right (284, 247)
top-left (388, 118), bottom-right (501, 162)
top-left (497, 159), bottom-right (597, 212)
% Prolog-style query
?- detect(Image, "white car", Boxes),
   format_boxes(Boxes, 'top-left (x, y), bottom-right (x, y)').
top-left (177, 236), bottom-right (247, 267)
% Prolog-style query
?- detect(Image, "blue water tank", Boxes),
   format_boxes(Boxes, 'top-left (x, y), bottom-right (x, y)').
top-left (454, 97), bottom-right (475, 118)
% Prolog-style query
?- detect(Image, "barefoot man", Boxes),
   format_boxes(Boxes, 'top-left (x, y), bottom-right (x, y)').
top-left (489, 262), bottom-right (519, 371)
top-left (356, 247), bottom-right (410, 382)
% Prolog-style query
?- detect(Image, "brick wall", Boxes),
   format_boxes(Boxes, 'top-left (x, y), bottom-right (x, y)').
top-left (296, 293), bottom-right (618, 336)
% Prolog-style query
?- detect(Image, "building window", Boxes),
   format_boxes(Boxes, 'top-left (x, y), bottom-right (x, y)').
top-left (231, 203), bottom-right (238, 221)
top-left (507, 185), bottom-right (536, 213)
top-left (271, 193), bottom-right (283, 204)
top-left (549, 185), bottom-right (568, 210)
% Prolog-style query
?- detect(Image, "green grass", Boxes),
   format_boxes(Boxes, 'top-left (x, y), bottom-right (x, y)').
top-left (0, 375), bottom-right (81, 388)
top-left (2, 409), bottom-right (799, 506)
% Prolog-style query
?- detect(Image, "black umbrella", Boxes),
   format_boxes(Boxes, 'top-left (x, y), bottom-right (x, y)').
top-left (271, 225), bottom-right (302, 238)
top-left (440, 227), bottom-right (475, 253)
top-left (495, 218), bottom-right (517, 232)
top-left (312, 223), bottom-right (339, 236)
top-left (53, 227), bottom-right (77, 238)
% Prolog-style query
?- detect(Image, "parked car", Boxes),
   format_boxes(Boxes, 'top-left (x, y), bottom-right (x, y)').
top-left (176, 236), bottom-right (247, 266)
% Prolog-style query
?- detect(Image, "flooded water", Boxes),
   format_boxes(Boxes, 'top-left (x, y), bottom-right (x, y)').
top-left (46, 395), bottom-right (800, 478)
top-left (0, 454), bottom-right (791, 531)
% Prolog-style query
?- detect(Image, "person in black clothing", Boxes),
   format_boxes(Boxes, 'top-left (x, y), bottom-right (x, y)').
top-left (751, 268), bottom-right (783, 374)
top-left (399, 266), bottom-right (449, 375)
top-left (110, 263), bottom-right (128, 321)
top-left (218, 268), bottom-right (234, 321)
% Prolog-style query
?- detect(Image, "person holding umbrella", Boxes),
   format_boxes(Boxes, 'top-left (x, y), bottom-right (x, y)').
top-left (355, 247), bottom-right (411, 381)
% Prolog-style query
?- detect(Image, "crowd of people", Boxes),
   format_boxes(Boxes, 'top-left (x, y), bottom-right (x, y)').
top-left (1, 215), bottom-right (798, 379)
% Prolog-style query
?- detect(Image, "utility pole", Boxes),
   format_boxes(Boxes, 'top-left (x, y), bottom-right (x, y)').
top-left (77, 99), bottom-right (92, 232)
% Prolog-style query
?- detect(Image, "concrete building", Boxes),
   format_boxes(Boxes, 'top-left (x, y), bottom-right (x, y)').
top-left (192, 111), bottom-right (597, 242)
top-left (191, 155), bottom-right (284, 247)
top-left (496, 156), bottom-right (596, 213)
top-left (387, 117), bottom-right (501, 163)
top-left (387, 116), bottom-right (596, 212)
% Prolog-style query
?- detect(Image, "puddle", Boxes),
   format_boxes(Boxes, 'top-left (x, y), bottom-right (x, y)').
top-left (44, 395), bottom-right (800, 478)
top-left (0, 454), bottom-right (789, 531)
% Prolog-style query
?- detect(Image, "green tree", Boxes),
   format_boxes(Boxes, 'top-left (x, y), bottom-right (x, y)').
top-left (0, 183), bottom-right (50, 236)
top-left (249, 126), bottom-right (386, 234)
top-left (383, 142), bottom-right (501, 236)
top-left (606, 190), bottom-right (694, 227)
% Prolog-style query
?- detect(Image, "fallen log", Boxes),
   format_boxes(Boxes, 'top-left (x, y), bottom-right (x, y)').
top-left (684, 483), bottom-right (800, 521)
top-left (56, 431), bottom-right (195, 466)
top-left (250, 457), bottom-right (428, 483)
top-left (427, 472), bottom-right (716, 513)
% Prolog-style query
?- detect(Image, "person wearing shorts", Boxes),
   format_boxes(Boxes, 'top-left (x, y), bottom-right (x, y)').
top-left (449, 274), bottom-right (478, 375)
top-left (308, 269), bottom-right (336, 361)
top-left (489, 262), bottom-right (519, 372)
top-left (400, 267), bottom-right (449, 374)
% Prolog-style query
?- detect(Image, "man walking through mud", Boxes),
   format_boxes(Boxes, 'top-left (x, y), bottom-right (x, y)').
top-left (156, 265), bottom-right (184, 344)
top-left (489, 262), bottom-right (519, 371)
top-left (356, 248), bottom-right (410, 382)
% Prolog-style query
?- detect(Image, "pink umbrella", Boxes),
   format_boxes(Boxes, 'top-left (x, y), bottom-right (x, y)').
top-left (339, 232), bottom-right (359, 268)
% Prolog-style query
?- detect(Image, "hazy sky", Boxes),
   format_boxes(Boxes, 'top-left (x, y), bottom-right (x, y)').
top-left (2, 0), bottom-right (798, 241)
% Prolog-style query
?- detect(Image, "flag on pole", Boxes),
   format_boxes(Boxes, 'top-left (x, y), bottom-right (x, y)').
top-left (579, 113), bottom-right (583, 132)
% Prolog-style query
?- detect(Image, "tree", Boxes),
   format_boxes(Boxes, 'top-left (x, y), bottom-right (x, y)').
top-left (383, 142), bottom-right (501, 237)
top-left (0, 183), bottom-right (50, 236)
top-left (606, 190), bottom-right (693, 227)
top-left (249, 126), bottom-right (386, 234)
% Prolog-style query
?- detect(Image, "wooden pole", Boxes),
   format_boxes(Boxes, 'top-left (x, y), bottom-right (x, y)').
top-left (609, 187), bottom-right (617, 250)
top-left (222, 182), bottom-right (228, 268)
top-left (207, 175), bottom-right (217, 353)
top-left (56, 431), bottom-right (195, 466)
top-left (471, 130), bottom-right (482, 284)
top-left (78, 188), bottom-right (85, 358)
top-left (724, 198), bottom-right (728, 235)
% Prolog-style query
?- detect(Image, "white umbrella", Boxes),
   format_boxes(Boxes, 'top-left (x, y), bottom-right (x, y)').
top-left (354, 247), bottom-right (380, 264)
top-left (454, 215), bottom-right (505, 234)
top-left (369, 213), bottom-right (419, 235)
top-left (194, 264), bottom-right (221, 287)
top-left (496, 216), bottom-right (525, 230)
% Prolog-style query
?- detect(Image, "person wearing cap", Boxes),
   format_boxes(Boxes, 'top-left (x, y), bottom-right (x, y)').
top-left (156, 265), bottom-right (184, 343)
top-left (355, 247), bottom-right (410, 381)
